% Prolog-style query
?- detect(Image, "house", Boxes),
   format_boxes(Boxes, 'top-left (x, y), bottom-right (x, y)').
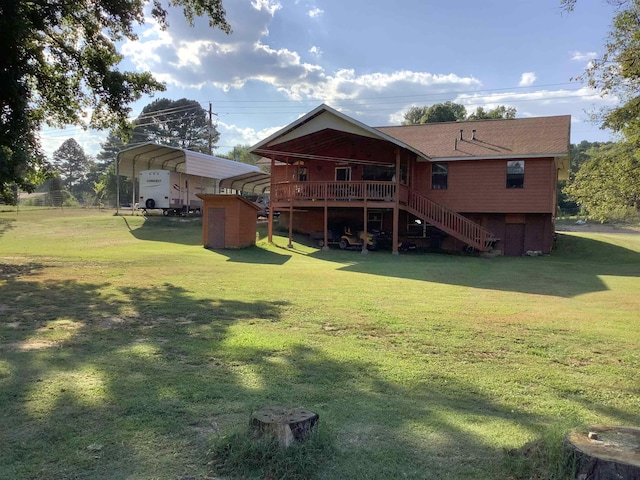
top-left (250, 104), bottom-right (570, 256)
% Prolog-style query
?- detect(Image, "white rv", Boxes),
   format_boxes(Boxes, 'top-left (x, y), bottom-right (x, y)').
top-left (138, 170), bottom-right (203, 215)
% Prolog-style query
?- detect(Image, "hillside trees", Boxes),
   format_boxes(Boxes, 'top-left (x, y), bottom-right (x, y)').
top-left (565, 142), bottom-right (640, 221)
top-left (403, 103), bottom-right (516, 125)
top-left (219, 145), bottom-right (262, 166)
top-left (0, 0), bottom-right (229, 201)
top-left (467, 105), bottom-right (517, 120)
top-left (402, 102), bottom-right (468, 124)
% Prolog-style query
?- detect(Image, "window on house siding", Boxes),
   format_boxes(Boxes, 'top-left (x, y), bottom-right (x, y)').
top-left (431, 163), bottom-right (448, 190)
top-left (294, 166), bottom-right (307, 181)
top-left (506, 161), bottom-right (525, 188)
top-left (335, 167), bottom-right (351, 181)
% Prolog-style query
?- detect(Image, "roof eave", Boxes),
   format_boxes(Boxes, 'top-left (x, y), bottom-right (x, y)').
top-left (250, 104), bottom-right (431, 161)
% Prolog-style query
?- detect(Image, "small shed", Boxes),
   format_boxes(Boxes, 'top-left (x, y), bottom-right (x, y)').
top-left (198, 194), bottom-right (260, 249)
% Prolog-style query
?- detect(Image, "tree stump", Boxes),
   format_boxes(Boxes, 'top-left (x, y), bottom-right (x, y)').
top-left (566, 425), bottom-right (640, 480)
top-left (250, 406), bottom-right (319, 448)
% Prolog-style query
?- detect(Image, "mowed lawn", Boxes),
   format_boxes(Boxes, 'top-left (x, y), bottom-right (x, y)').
top-left (0, 208), bottom-right (638, 479)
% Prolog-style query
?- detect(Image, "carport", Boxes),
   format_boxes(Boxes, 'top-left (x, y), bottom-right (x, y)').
top-left (115, 143), bottom-right (269, 212)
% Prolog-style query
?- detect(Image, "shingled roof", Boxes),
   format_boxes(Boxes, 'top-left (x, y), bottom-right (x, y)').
top-left (377, 115), bottom-right (571, 160)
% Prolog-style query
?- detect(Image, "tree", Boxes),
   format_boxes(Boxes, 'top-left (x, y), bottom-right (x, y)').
top-left (467, 105), bottom-right (517, 120)
top-left (51, 139), bottom-right (93, 195)
top-left (402, 102), bottom-right (467, 125)
top-left (558, 140), bottom-right (614, 215)
top-left (563, 0), bottom-right (640, 137)
top-left (0, 0), bottom-right (230, 201)
top-left (131, 98), bottom-right (217, 153)
top-left (564, 141), bottom-right (640, 221)
top-left (403, 103), bottom-right (516, 125)
top-left (219, 145), bottom-right (262, 165)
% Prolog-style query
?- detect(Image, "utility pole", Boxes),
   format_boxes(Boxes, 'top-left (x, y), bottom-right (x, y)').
top-left (208, 102), bottom-right (213, 155)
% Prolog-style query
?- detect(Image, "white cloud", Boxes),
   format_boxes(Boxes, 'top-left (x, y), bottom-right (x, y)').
top-left (309, 46), bottom-right (322, 57)
top-left (571, 51), bottom-right (597, 62)
top-left (216, 120), bottom-right (283, 150)
top-left (308, 8), bottom-right (324, 18)
top-left (252, 0), bottom-right (282, 17)
top-left (519, 72), bottom-right (537, 87)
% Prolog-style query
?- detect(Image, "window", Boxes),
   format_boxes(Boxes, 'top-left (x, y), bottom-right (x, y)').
top-left (506, 161), bottom-right (524, 188)
top-left (431, 163), bottom-right (448, 190)
top-left (294, 166), bottom-right (307, 182)
top-left (335, 167), bottom-right (351, 181)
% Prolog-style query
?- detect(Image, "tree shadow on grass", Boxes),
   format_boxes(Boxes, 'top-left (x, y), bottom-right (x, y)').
top-left (0, 217), bottom-right (15, 239)
top-left (0, 267), bottom-right (634, 479)
top-left (303, 233), bottom-right (640, 298)
top-left (0, 274), bottom-right (290, 479)
top-left (122, 215), bottom-right (203, 246)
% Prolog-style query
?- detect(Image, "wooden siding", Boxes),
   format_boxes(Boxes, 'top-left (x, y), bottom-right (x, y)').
top-left (198, 195), bottom-right (258, 248)
top-left (414, 157), bottom-right (557, 213)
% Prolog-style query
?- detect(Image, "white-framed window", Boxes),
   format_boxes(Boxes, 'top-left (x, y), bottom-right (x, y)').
top-left (431, 163), bottom-right (448, 190)
top-left (335, 166), bottom-right (351, 181)
top-left (506, 161), bottom-right (524, 188)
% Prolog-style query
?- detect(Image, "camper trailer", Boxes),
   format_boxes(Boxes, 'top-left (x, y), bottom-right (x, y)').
top-left (138, 170), bottom-right (203, 215)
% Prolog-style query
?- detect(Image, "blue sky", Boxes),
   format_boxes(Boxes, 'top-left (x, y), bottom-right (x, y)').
top-left (40, 0), bottom-right (619, 158)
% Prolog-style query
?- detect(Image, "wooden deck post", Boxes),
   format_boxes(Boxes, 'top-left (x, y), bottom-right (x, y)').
top-left (268, 158), bottom-right (274, 243)
top-left (392, 149), bottom-right (400, 255)
top-left (323, 193), bottom-right (329, 251)
top-left (288, 203), bottom-right (294, 248)
top-left (362, 201), bottom-right (368, 254)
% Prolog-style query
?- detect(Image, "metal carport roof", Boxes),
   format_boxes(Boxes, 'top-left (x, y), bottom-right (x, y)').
top-left (116, 143), bottom-right (263, 180)
top-left (219, 171), bottom-right (271, 194)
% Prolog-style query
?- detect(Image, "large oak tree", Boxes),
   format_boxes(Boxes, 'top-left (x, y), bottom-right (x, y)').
top-left (0, 0), bottom-right (229, 200)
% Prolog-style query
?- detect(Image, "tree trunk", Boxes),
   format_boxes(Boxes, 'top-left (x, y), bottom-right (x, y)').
top-left (250, 406), bottom-right (319, 448)
top-left (566, 425), bottom-right (640, 480)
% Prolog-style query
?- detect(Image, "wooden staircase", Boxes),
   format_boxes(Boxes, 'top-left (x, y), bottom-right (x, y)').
top-left (405, 190), bottom-right (497, 252)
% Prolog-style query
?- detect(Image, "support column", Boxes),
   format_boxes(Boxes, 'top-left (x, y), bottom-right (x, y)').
top-left (392, 149), bottom-right (400, 255)
top-left (286, 157), bottom-right (293, 248)
top-left (323, 194), bottom-right (329, 251)
top-left (361, 203), bottom-right (368, 254)
top-left (288, 203), bottom-right (294, 248)
top-left (268, 158), bottom-right (274, 243)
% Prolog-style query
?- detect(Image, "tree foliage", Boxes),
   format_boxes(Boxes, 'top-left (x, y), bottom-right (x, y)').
top-left (563, 0), bottom-right (640, 137)
top-left (402, 102), bottom-right (467, 125)
top-left (131, 98), bottom-right (217, 153)
top-left (51, 139), bottom-right (93, 194)
top-left (0, 0), bottom-right (229, 200)
top-left (564, 141), bottom-right (640, 221)
top-left (403, 103), bottom-right (516, 125)
top-left (467, 105), bottom-right (517, 120)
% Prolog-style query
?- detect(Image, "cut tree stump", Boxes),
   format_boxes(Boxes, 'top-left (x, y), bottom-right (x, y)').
top-left (250, 406), bottom-right (319, 448)
top-left (566, 425), bottom-right (640, 480)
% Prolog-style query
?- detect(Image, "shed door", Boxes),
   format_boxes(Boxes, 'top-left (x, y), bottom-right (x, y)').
top-left (207, 208), bottom-right (225, 248)
top-left (505, 223), bottom-right (525, 256)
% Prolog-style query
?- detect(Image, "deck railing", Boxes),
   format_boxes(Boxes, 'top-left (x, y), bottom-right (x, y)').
top-left (271, 181), bottom-right (496, 252)
top-left (407, 190), bottom-right (496, 252)
top-left (272, 181), bottom-right (396, 202)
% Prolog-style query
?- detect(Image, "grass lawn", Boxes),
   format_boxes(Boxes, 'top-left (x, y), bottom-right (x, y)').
top-left (0, 208), bottom-right (639, 479)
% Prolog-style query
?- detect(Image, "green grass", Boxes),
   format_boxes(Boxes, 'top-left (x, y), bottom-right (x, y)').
top-left (1, 208), bottom-right (639, 479)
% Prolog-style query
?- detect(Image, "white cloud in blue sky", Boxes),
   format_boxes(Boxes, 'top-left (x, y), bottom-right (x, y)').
top-left (519, 72), bottom-right (537, 87)
top-left (40, 0), bottom-right (621, 157)
top-left (571, 51), bottom-right (598, 62)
